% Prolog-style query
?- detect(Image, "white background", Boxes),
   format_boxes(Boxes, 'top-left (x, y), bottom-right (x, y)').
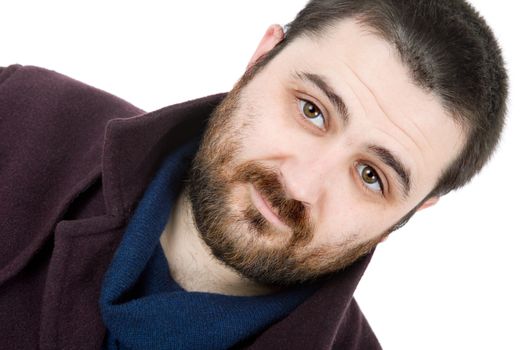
top-left (1, 1), bottom-right (523, 349)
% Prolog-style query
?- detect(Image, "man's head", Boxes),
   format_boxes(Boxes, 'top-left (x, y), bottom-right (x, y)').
top-left (188, 0), bottom-right (507, 286)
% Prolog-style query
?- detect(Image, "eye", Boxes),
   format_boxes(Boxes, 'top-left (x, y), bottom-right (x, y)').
top-left (356, 163), bottom-right (383, 193)
top-left (299, 99), bottom-right (326, 129)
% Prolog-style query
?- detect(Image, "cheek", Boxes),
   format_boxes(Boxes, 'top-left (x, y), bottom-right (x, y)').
top-left (236, 99), bottom-right (301, 161)
top-left (313, 204), bottom-right (367, 246)
top-left (313, 197), bottom-right (406, 247)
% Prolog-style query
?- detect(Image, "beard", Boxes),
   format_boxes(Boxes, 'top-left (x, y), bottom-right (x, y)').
top-left (187, 77), bottom-right (388, 287)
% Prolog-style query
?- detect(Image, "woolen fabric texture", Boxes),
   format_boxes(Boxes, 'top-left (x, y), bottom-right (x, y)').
top-left (0, 64), bottom-right (382, 349)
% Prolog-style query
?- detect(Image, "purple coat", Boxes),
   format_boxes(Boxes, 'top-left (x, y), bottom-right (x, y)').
top-left (0, 64), bottom-right (381, 349)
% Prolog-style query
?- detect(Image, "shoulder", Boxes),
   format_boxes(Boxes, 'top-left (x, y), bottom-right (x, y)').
top-left (0, 62), bottom-right (143, 160)
top-left (0, 63), bottom-right (146, 197)
top-left (0, 64), bottom-right (144, 157)
top-left (0, 64), bottom-right (143, 119)
top-left (0, 64), bottom-right (146, 218)
top-left (0, 63), bottom-right (146, 187)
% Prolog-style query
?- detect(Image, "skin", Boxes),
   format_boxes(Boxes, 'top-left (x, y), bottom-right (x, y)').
top-left (160, 18), bottom-right (465, 296)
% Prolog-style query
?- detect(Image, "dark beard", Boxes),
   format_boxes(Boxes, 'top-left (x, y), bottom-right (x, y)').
top-left (186, 82), bottom-right (385, 287)
top-left (189, 158), bottom-right (316, 286)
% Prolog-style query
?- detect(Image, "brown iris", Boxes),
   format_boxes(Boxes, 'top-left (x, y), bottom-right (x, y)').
top-left (303, 100), bottom-right (321, 119)
top-left (362, 166), bottom-right (379, 184)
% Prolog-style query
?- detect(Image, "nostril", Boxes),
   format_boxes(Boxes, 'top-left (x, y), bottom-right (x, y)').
top-left (279, 159), bottom-right (330, 207)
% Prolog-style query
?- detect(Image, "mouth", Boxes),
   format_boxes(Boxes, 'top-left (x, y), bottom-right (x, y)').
top-left (248, 184), bottom-right (289, 231)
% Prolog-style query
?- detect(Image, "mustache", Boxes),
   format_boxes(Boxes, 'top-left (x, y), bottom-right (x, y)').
top-left (231, 162), bottom-right (313, 245)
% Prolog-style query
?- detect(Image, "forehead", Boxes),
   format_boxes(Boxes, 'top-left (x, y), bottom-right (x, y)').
top-left (262, 18), bottom-right (465, 199)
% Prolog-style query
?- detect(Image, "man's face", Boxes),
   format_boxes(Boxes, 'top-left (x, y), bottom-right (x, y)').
top-left (189, 19), bottom-right (464, 286)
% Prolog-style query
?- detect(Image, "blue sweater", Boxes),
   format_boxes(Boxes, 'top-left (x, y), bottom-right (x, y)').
top-left (99, 140), bottom-right (318, 350)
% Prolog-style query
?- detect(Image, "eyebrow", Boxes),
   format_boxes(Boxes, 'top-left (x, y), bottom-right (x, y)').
top-left (368, 145), bottom-right (412, 198)
top-left (293, 71), bottom-right (350, 125)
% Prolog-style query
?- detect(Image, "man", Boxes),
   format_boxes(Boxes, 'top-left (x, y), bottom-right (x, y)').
top-left (0, 0), bottom-right (507, 349)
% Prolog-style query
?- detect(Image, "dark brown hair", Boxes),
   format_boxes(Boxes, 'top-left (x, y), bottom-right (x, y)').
top-left (248, 0), bottom-right (508, 199)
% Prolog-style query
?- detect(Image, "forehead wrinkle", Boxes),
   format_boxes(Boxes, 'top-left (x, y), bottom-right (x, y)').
top-left (345, 62), bottom-right (411, 140)
top-left (342, 59), bottom-right (427, 166)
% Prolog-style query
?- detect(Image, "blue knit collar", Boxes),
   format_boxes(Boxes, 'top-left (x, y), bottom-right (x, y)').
top-left (99, 139), bottom-right (318, 350)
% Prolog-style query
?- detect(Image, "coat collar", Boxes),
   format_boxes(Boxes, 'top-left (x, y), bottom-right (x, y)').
top-left (100, 93), bottom-right (226, 218)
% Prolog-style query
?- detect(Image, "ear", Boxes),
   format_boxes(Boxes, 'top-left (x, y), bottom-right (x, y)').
top-left (247, 24), bottom-right (286, 70)
top-left (417, 196), bottom-right (440, 211)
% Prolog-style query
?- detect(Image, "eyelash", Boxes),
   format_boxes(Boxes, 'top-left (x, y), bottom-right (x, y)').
top-left (355, 162), bottom-right (386, 197)
top-left (296, 96), bottom-right (328, 132)
top-left (294, 95), bottom-right (387, 198)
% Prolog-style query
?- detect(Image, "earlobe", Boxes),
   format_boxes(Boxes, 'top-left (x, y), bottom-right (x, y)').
top-left (247, 24), bottom-right (285, 70)
top-left (417, 196), bottom-right (440, 211)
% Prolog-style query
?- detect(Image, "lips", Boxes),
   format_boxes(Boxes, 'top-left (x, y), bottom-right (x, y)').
top-left (249, 184), bottom-right (289, 231)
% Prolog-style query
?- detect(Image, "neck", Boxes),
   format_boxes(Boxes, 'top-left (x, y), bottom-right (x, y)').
top-left (160, 188), bottom-right (277, 296)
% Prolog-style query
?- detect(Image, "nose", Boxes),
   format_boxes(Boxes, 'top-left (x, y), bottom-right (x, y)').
top-left (279, 151), bottom-right (343, 206)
